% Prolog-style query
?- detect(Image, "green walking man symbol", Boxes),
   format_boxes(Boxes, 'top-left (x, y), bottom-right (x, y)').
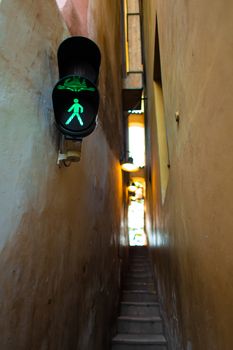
top-left (65, 98), bottom-right (84, 126)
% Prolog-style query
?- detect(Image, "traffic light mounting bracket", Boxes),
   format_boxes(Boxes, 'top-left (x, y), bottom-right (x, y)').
top-left (57, 136), bottom-right (82, 167)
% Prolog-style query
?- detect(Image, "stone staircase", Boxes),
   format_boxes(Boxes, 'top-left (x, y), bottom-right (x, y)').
top-left (111, 246), bottom-right (167, 350)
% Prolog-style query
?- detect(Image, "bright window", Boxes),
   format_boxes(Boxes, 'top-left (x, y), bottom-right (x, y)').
top-left (128, 122), bottom-right (145, 167)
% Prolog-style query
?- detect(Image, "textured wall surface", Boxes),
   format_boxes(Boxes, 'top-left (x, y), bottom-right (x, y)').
top-left (0, 1), bottom-right (125, 349)
top-left (142, 0), bottom-right (233, 349)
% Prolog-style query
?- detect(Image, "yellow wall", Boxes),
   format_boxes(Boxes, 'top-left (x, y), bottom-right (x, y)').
top-left (153, 82), bottom-right (169, 203)
top-left (143, 0), bottom-right (233, 349)
top-left (0, 0), bottom-right (126, 349)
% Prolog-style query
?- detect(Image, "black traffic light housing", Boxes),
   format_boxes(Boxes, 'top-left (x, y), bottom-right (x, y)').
top-left (52, 36), bottom-right (101, 139)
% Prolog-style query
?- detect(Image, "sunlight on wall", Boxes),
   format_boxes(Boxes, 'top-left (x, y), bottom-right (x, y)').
top-left (154, 82), bottom-right (169, 203)
top-left (56, 0), bottom-right (68, 9)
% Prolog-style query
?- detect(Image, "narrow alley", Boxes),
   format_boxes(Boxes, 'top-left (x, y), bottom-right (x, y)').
top-left (0, 1), bottom-right (233, 350)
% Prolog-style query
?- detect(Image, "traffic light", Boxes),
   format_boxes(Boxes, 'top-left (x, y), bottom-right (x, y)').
top-left (52, 36), bottom-right (101, 139)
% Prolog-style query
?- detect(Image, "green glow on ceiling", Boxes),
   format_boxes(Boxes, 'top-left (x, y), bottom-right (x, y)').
top-left (65, 99), bottom-right (84, 126)
top-left (57, 77), bottom-right (96, 92)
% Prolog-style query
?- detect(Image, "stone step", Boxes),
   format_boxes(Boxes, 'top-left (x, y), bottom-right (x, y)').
top-left (129, 252), bottom-right (149, 257)
top-left (129, 253), bottom-right (149, 257)
top-left (129, 257), bottom-right (149, 261)
top-left (127, 269), bottom-right (153, 275)
top-left (117, 316), bottom-right (163, 334)
top-left (128, 261), bottom-right (151, 267)
top-left (129, 257), bottom-right (150, 261)
top-left (123, 282), bottom-right (155, 291)
top-left (129, 250), bottom-right (149, 257)
top-left (129, 246), bottom-right (148, 251)
top-left (126, 276), bottom-right (154, 284)
top-left (128, 265), bottom-right (151, 270)
top-left (127, 269), bottom-right (152, 276)
top-left (128, 267), bottom-right (152, 273)
top-left (120, 302), bottom-right (160, 317)
top-left (127, 271), bottom-right (153, 278)
top-left (128, 266), bottom-right (151, 271)
top-left (128, 266), bottom-right (151, 272)
top-left (112, 334), bottom-right (167, 350)
top-left (122, 290), bottom-right (157, 302)
top-left (129, 258), bottom-right (150, 263)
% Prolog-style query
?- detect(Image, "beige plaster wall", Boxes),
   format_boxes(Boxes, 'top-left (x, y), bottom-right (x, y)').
top-left (0, 0), bottom-right (125, 349)
top-left (142, 0), bottom-right (233, 349)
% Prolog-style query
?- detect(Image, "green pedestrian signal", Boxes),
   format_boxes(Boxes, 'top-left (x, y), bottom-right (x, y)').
top-left (66, 99), bottom-right (84, 126)
top-left (52, 36), bottom-right (101, 139)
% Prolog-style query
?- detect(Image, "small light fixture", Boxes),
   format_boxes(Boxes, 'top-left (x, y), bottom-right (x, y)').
top-left (128, 182), bottom-right (137, 192)
top-left (135, 186), bottom-right (144, 200)
top-left (121, 156), bottom-right (139, 172)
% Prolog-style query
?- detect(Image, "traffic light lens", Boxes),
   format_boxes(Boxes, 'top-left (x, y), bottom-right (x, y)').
top-left (52, 37), bottom-right (101, 139)
top-left (52, 75), bottom-right (99, 137)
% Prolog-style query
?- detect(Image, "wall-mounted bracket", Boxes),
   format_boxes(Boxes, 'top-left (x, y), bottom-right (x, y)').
top-left (57, 135), bottom-right (82, 167)
top-left (175, 111), bottom-right (180, 123)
